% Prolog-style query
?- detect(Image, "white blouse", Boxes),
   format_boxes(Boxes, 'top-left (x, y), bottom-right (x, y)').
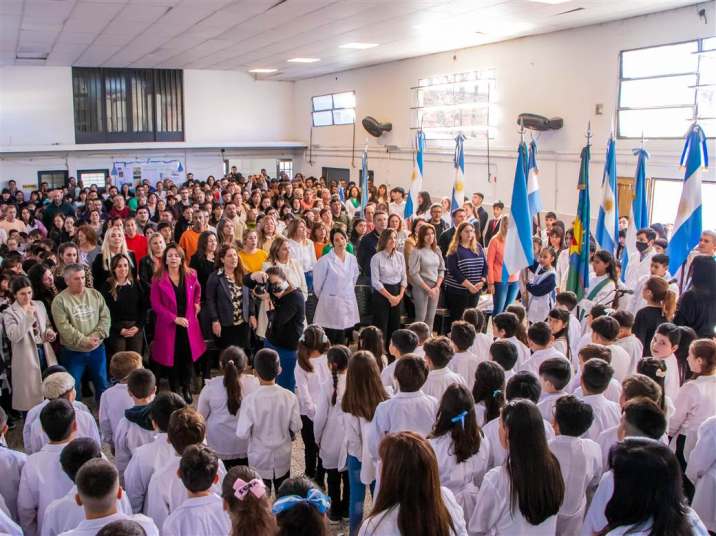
top-left (687, 416), bottom-right (716, 533)
top-left (295, 354), bottom-right (331, 419)
top-left (669, 375), bottom-right (716, 460)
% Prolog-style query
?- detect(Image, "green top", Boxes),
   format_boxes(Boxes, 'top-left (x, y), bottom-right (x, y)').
top-left (51, 287), bottom-right (111, 351)
top-left (322, 242), bottom-right (355, 255)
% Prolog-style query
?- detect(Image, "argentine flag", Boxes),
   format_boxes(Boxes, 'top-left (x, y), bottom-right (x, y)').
top-left (621, 147), bottom-right (650, 282)
top-left (359, 145), bottom-right (369, 216)
top-left (595, 135), bottom-right (619, 254)
top-left (527, 140), bottom-right (542, 221)
top-left (405, 130), bottom-right (425, 219)
top-left (667, 123), bottom-right (708, 276)
top-left (451, 133), bottom-right (466, 212)
top-left (503, 142), bottom-right (535, 279)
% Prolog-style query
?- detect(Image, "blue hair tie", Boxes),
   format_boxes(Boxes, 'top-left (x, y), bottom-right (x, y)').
top-left (492, 389), bottom-right (502, 399)
top-left (450, 410), bottom-right (469, 429)
top-left (271, 488), bottom-right (331, 516)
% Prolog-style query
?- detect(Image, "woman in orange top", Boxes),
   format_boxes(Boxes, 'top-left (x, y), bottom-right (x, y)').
top-left (311, 222), bottom-right (329, 259)
top-left (487, 215), bottom-right (520, 314)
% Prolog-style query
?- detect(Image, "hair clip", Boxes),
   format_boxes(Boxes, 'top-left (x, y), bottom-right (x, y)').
top-left (227, 360), bottom-right (235, 366)
top-left (233, 478), bottom-right (266, 501)
top-left (271, 488), bottom-right (331, 515)
top-left (492, 389), bottom-right (502, 399)
top-left (450, 410), bottom-right (468, 429)
top-left (655, 368), bottom-right (667, 378)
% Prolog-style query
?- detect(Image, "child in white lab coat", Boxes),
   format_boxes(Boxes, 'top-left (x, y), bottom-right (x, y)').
top-left (522, 321), bottom-right (566, 376)
top-left (686, 416), bottom-right (716, 533)
top-left (611, 311), bottom-right (644, 376)
top-left (98, 351), bottom-right (141, 452)
top-left (537, 357), bottom-right (572, 422)
top-left (221, 466), bottom-right (276, 536)
top-left (636, 358), bottom-right (675, 418)
top-left (648, 322), bottom-right (683, 402)
top-left (273, 476), bottom-right (331, 536)
top-left (578, 359), bottom-right (621, 441)
top-left (590, 316), bottom-right (633, 382)
top-left (0, 407), bottom-right (26, 523)
top-left (162, 445), bottom-right (230, 536)
top-left (380, 329), bottom-right (418, 393)
top-left (313, 345), bottom-right (350, 523)
top-left (469, 399), bottom-right (564, 535)
top-left (236, 348), bottom-right (302, 493)
top-left (548, 308), bottom-right (576, 371)
top-left (358, 326), bottom-right (389, 372)
top-left (525, 247), bottom-right (557, 324)
top-left (447, 321), bottom-right (480, 390)
top-left (113, 369), bottom-right (157, 479)
top-left (461, 308), bottom-right (492, 361)
top-left (406, 321), bottom-right (430, 358)
top-left (569, 344), bottom-right (623, 403)
top-left (488, 340), bottom-right (518, 382)
top-left (295, 325), bottom-right (331, 484)
top-left (197, 346), bottom-right (259, 468)
top-left (555, 291), bottom-right (582, 354)
top-left (422, 336), bottom-right (465, 401)
top-left (549, 395), bottom-right (602, 536)
top-left (492, 312), bottom-right (530, 369)
top-left (472, 361), bottom-right (505, 427)
top-left (359, 432), bottom-right (467, 536)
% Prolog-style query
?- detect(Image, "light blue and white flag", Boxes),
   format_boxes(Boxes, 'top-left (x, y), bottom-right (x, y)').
top-left (595, 135), bottom-right (619, 254)
top-left (451, 133), bottom-right (466, 212)
top-left (359, 145), bottom-right (369, 216)
top-left (621, 146), bottom-right (650, 282)
top-left (667, 123), bottom-right (708, 276)
top-left (527, 140), bottom-right (542, 221)
top-left (405, 130), bottom-right (425, 219)
top-left (503, 142), bottom-right (535, 279)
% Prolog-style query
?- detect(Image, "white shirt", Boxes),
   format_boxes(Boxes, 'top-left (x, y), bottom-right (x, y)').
top-left (686, 416), bottom-right (716, 532)
top-left (602, 509), bottom-right (707, 536)
top-left (596, 427), bottom-right (669, 468)
top-left (98, 383), bottom-right (133, 449)
top-left (614, 335), bottom-right (643, 377)
top-left (388, 200), bottom-right (406, 217)
top-left (0, 497), bottom-right (21, 536)
top-left (549, 435), bottom-right (602, 536)
top-left (197, 374), bottom-right (260, 459)
top-left (312, 250), bottom-right (360, 330)
top-left (23, 400), bottom-right (91, 455)
top-left (579, 393), bottom-right (621, 441)
top-left (343, 414), bottom-right (377, 485)
top-left (359, 486), bottom-right (467, 536)
top-left (469, 465), bottom-right (558, 535)
top-left (313, 375), bottom-right (347, 470)
top-left (505, 336), bottom-right (531, 369)
top-left (537, 390), bottom-right (568, 422)
top-left (57, 512), bottom-right (158, 536)
top-left (483, 415), bottom-right (555, 468)
top-left (663, 354), bottom-right (681, 403)
top-left (570, 376), bottom-right (623, 404)
top-left (669, 375), bottom-right (716, 461)
top-left (162, 494), bottom-right (229, 536)
top-left (380, 359), bottom-right (398, 393)
top-left (113, 418), bottom-right (156, 479)
top-left (123, 433), bottom-right (174, 514)
top-left (41, 486), bottom-right (132, 536)
top-left (0, 445), bottom-right (26, 522)
top-left (520, 347), bottom-right (567, 377)
top-left (286, 238), bottom-right (317, 273)
top-left (295, 354), bottom-right (331, 418)
top-left (629, 273), bottom-right (679, 316)
top-left (470, 333), bottom-right (493, 362)
top-left (422, 367), bottom-right (466, 402)
top-left (448, 351), bottom-right (482, 390)
top-left (235, 384), bottom-right (302, 479)
top-left (605, 343), bottom-right (633, 382)
top-left (28, 409), bottom-right (100, 456)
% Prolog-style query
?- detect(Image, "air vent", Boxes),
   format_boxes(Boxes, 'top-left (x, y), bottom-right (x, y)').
top-left (16, 52), bottom-right (49, 61)
top-left (556, 7), bottom-right (585, 15)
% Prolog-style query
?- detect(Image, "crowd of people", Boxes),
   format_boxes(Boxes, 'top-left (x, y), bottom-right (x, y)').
top-left (0, 169), bottom-right (714, 536)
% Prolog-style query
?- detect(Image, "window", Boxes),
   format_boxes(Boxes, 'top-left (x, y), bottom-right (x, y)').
top-left (321, 167), bottom-right (351, 184)
top-left (618, 38), bottom-right (716, 138)
top-left (651, 178), bottom-right (716, 230)
top-left (78, 169), bottom-right (108, 188)
top-left (312, 91), bottom-right (356, 127)
top-left (37, 170), bottom-right (68, 189)
top-left (410, 69), bottom-right (496, 140)
top-left (72, 68), bottom-right (184, 143)
top-left (278, 160), bottom-right (293, 179)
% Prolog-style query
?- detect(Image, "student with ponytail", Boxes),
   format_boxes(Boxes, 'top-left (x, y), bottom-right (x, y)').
top-left (273, 476), bottom-right (331, 536)
top-left (197, 346), bottom-right (258, 468)
top-left (648, 322), bottom-right (683, 401)
top-left (578, 250), bottom-right (620, 320)
top-left (634, 276), bottom-right (678, 355)
top-left (222, 466), bottom-right (276, 536)
top-left (313, 345), bottom-right (350, 523)
top-left (472, 361), bottom-right (506, 426)
top-left (548, 308), bottom-right (573, 369)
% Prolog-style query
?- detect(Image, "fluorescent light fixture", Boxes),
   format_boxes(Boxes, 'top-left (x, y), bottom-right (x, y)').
top-left (528, 0), bottom-right (571, 3)
top-left (287, 57), bottom-right (320, 63)
top-left (340, 42), bottom-right (379, 50)
top-left (248, 68), bottom-right (277, 73)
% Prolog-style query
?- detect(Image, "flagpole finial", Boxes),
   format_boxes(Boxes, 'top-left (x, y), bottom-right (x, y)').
top-left (586, 121), bottom-right (592, 147)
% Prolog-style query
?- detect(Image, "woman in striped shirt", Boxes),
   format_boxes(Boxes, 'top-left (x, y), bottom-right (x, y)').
top-left (444, 222), bottom-right (487, 326)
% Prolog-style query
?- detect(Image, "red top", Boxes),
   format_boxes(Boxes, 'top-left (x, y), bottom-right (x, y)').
top-left (125, 234), bottom-right (148, 263)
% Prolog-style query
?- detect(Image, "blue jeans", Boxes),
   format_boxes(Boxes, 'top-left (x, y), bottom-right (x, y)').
top-left (264, 340), bottom-right (297, 392)
top-left (61, 345), bottom-right (109, 400)
top-left (492, 281), bottom-right (520, 315)
top-left (347, 455), bottom-right (375, 536)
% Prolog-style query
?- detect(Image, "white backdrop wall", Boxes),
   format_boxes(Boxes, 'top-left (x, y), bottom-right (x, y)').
top-left (292, 4), bottom-right (716, 223)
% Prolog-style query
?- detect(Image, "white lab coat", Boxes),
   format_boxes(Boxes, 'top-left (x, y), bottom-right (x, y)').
top-left (28, 407), bottom-right (100, 456)
top-left (380, 359), bottom-right (398, 393)
top-left (504, 336), bottom-right (531, 369)
top-left (162, 494), bottom-right (230, 536)
top-left (235, 384), bottom-right (302, 480)
top-left (470, 333), bottom-right (493, 362)
top-left (312, 250), bottom-right (360, 330)
top-left (579, 394), bottom-right (621, 441)
top-left (537, 391), bottom-right (568, 422)
top-left (286, 238), bottom-right (317, 273)
top-left (605, 343), bottom-right (633, 383)
top-left (113, 417), bottom-right (156, 479)
top-left (57, 512), bottom-right (158, 536)
top-left (596, 427), bottom-right (669, 469)
top-left (313, 375), bottom-right (347, 470)
top-left (669, 375), bottom-right (716, 462)
top-left (343, 414), bottom-right (376, 485)
top-left (41, 485), bottom-right (132, 536)
top-left (469, 465), bottom-right (558, 535)
top-left (0, 445), bottom-right (26, 522)
top-left (0, 498), bottom-right (21, 536)
top-left (686, 416), bottom-right (716, 532)
top-left (422, 367), bottom-right (466, 402)
top-left (98, 383), bottom-right (133, 449)
top-left (601, 509), bottom-right (708, 536)
top-left (359, 486), bottom-right (467, 536)
top-left (549, 435), bottom-right (603, 536)
top-left (22, 400), bottom-right (91, 454)
top-left (578, 274), bottom-right (617, 318)
top-left (520, 348), bottom-right (567, 377)
top-left (17, 442), bottom-right (73, 536)
top-left (569, 376), bottom-right (623, 404)
top-left (614, 335), bottom-right (643, 377)
top-left (295, 354), bottom-right (331, 418)
top-left (368, 390), bottom-right (437, 461)
top-left (448, 351), bottom-right (482, 390)
top-left (622, 249), bottom-right (656, 310)
top-left (197, 374), bottom-right (259, 460)
top-left (123, 433), bottom-right (175, 514)
top-left (483, 415), bottom-right (555, 468)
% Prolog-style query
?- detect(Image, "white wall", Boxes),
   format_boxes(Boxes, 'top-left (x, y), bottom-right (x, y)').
top-left (292, 4), bottom-right (716, 222)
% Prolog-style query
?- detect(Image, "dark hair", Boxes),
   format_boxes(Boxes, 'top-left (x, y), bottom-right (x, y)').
top-left (41, 398), bottom-right (75, 442)
top-left (554, 395), bottom-right (593, 436)
top-left (622, 398), bottom-right (667, 440)
top-left (689, 255), bottom-right (716, 295)
top-left (651, 253), bottom-right (669, 266)
top-left (9, 275), bottom-right (32, 295)
top-left (222, 466), bottom-right (276, 536)
top-left (341, 350), bottom-right (389, 420)
top-left (590, 304), bottom-right (608, 320)
top-left (76, 458), bottom-right (118, 502)
top-left (96, 520), bottom-right (147, 536)
top-left (591, 316), bottom-right (620, 342)
top-left (423, 336), bottom-right (454, 369)
top-left (253, 348), bottom-right (280, 381)
top-left (297, 325), bottom-right (330, 373)
top-left (490, 340), bottom-right (518, 371)
top-left (195, 231), bottom-right (217, 260)
top-left (579, 343), bottom-right (612, 364)
top-left (505, 304), bottom-right (529, 345)
top-left (636, 358), bottom-right (668, 412)
top-left (547, 308), bottom-right (572, 361)
top-left (505, 371), bottom-right (541, 403)
top-left (178, 444), bottom-right (219, 493)
top-left (127, 369), bottom-right (156, 399)
top-left (527, 322), bottom-right (552, 347)
top-left (555, 291), bottom-right (578, 311)
top-left (581, 359), bottom-right (613, 394)
top-left (501, 400), bottom-right (564, 524)
top-left (690, 338), bottom-right (716, 376)
top-left (59, 437), bottom-right (102, 482)
top-left (167, 407), bottom-right (206, 455)
top-left (430, 384), bottom-right (482, 463)
top-left (472, 361), bottom-right (505, 423)
top-left (220, 346), bottom-right (248, 416)
top-left (637, 227), bottom-right (657, 242)
top-left (395, 355), bottom-right (429, 392)
top-left (655, 322), bottom-right (682, 347)
top-left (610, 310), bottom-right (634, 329)
top-left (603, 440), bottom-right (691, 536)
top-left (275, 476), bottom-right (328, 536)
top-left (593, 250), bottom-right (619, 307)
top-left (673, 326), bottom-right (697, 384)
top-left (493, 312), bottom-right (520, 337)
top-left (358, 326), bottom-right (386, 370)
top-left (462, 308), bottom-right (486, 333)
top-left (150, 392), bottom-right (186, 433)
top-left (450, 321), bottom-right (476, 352)
top-left (390, 329), bottom-right (419, 356)
top-left (327, 345), bottom-right (350, 406)
top-left (539, 358), bottom-right (572, 391)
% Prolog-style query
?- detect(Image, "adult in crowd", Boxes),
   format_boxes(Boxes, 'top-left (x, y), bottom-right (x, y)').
top-left (189, 231), bottom-right (218, 294)
top-left (487, 216), bottom-right (520, 315)
top-left (92, 227), bottom-right (136, 289)
top-left (674, 255), bottom-right (716, 338)
top-left (54, 242), bottom-right (93, 292)
top-left (370, 228), bottom-right (407, 349)
top-left (27, 262), bottom-right (57, 319)
top-left (216, 218), bottom-right (237, 248)
top-left (438, 207), bottom-right (467, 257)
top-left (357, 210), bottom-right (388, 279)
top-left (471, 192), bottom-right (489, 240)
top-left (124, 218), bottom-right (148, 264)
top-left (42, 189), bottom-right (75, 229)
top-left (238, 229), bottom-right (268, 274)
top-left (179, 209), bottom-right (209, 263)
top-left (139, 233), bottom-right (166, 290)
top-left (76, 225), bottom-right (100, 267)
top-left (483, 201), bottom-right (504, 245)
top-left (444, 221), bottom-right (487, 325)
top-left (408, 223), bottom-right (445, 331)
top-left (286, 219), bottom-right (317, 291)
top-left (101, 253), bottom-right (145, 356)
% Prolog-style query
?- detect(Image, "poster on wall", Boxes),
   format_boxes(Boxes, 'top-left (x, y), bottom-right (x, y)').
top-left (111, 159), bottom-right (185, 188)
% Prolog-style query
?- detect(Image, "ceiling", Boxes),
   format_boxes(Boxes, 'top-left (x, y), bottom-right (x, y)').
top-left (0, 0), bottom-right (703, 81)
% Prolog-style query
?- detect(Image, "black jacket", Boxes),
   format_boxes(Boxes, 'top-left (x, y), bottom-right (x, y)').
top-left (438, 227), bottom-right (456, 257)
top-left (357, 230), bottom-right (380, 277)
top-left (267, 289), bottom-right (305, 350)
top-left (205, 271), bottom-right (253, 327)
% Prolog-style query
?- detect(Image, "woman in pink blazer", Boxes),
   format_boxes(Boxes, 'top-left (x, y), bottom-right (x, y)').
top-left (150, 243), bottom-right (206, 403)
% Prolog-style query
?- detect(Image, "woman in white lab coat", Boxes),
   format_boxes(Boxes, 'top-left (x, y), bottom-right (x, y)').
top-left (469, 399), bottom-right (564, 535)
top-left (686, 416), bottom-right (716, 533)
top-left (312, 228), bottom-right (360, 345)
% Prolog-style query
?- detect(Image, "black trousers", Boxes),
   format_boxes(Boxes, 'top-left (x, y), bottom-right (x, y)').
top-left (326, 468), bottom-right (349, 518)
top-left (263, 472), bottom-right (289, 494)
top-left (217, 322), bottom-right (251, 351)
top-left (324, 328), bottom-right (347, 345)
top-left (372, 284), bottom-right (402, 350)
top-left (223, 457), bottom-right (248, 470)
top-left (675, 434), bottom-right (695, 501)
top-left (445, 287), bottom-right (479, 328)
top-left (300, 415), bottom-right (325, 485)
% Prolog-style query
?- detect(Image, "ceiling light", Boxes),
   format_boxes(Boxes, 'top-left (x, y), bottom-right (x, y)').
top-left (528, 0), bottom-right (571, 4)
top-left (340, 42), bottom-right (379, 50)
top-left (248, 68), bottom-right (277, 73)
top-left (287, 57), bottom-right (320, 63)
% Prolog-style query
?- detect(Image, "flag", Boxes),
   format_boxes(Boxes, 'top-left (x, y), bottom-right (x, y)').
top-left (359, 145), bottom-right (369, 216)
top-left (667, 123), bottom-right (708, 276)
top-left (566, 144), bottom-right (592, 300)
top-left (621, 147), bottom-right (650, 282)
top-left (405, 130), bottom-right (425, 219)
top-left (527, 140), bottom-right (542, 220)
top-left (502, 142), bottom-right (535, 279)
top-left (451, 133), bottom-right (466, 212)
top-left (595, 135), bottom-right (619, 254)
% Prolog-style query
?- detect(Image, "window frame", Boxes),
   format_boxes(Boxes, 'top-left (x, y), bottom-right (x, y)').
top-left (311, 91), bottom-right (356, 127)
top-left (77, 169), bottom-right (109, 188)
top-left (37, 170), bottom-right (68, 189)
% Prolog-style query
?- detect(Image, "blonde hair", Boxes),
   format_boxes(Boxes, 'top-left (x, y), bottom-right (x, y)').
top-left (447, 222), bottom-right (478, 255)
top-left (497, 215), bottom-right (509, 241)
top-left (100, 226), bottom-right (132, 271)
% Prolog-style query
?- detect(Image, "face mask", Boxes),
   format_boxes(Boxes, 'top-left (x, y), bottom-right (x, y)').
top-left (270, 281), bottom-right (288, 294)
top-left (635, 241), bottom-right (649, 253)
